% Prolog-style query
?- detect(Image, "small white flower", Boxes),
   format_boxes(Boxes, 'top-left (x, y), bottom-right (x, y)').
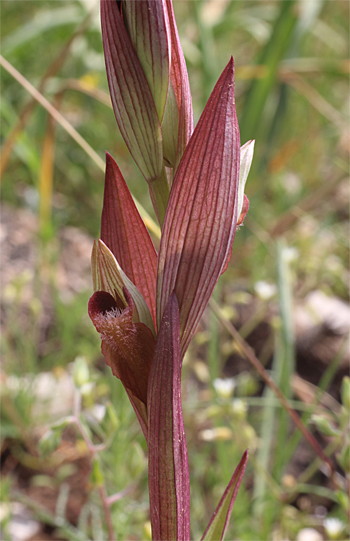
top-left (283, 246), bottom-right (298, 263)
top-left (200, 427), bottom-right (233, 442)
top-left (323, 517), bottom-right (345, 539)
top-left (254, 281), bottom-right (277, 300)
top-left (91, 404), bottom-right (106, 422)
top-left (213, 378), bottom-right (236, 399)
top-left (232, 398), bottom-right (247, 417)
top-left (296, 528), bottom-right (322, 541)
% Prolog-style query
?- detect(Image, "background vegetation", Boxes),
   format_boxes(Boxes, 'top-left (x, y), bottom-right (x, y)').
top-left (1, 0), bottom-right (349, 540)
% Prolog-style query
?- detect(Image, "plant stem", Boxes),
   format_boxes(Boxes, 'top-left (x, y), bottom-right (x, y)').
top-left (106, 485), bottom-right (135, 506)
top-left (98, 485), bottom-right (117, 541)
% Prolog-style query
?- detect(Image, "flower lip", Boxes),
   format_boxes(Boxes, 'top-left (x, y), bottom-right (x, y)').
top-left (88, 289), bottom-right (156, 406)
top-left (88, 290), bottom-right (124, 322)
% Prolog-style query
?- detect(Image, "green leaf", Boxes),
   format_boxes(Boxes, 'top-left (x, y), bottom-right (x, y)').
top-left (240, 0), bottom-right (297, 144)
top-left (201, 451), bottom-right (248, 541)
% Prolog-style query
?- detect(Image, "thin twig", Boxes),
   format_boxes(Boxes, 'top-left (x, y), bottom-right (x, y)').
top-left (280, 70), bottom-right (347, 129)
top-left (0, 54), bottom-right (105, 172)
top-left (57, 78), bottom-right (112, 108)
top-left (106, 484), bottom-right (136, 507)
top-left (0, 55), bottom-right (161, 240)
top-left (98, 485), bottom-right (117, 541)
top-left (0, 9), bottom-right (94, 178)
top-left (209, 297), bottom-right (337, 483)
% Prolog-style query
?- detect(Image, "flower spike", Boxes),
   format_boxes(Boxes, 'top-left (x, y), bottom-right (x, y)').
top-left (91, 1), bottom-right (250, 533)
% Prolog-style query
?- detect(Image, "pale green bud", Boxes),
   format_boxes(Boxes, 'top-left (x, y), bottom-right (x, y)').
top-left (73, 356), bottom-right (90, 388)
top-left (231, 399), bottom-right (248, 422)
top-left (311, 414), bottom-right (340, 437)
top-left (91, 458), bottom-right (104, 487)
top-left (103, 402), bottom-right (119, 434)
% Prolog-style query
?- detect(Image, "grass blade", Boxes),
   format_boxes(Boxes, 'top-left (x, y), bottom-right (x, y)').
top-left (240, 0), bottom-right (297, 144)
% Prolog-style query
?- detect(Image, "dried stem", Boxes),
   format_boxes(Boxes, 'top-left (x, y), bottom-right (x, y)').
top-left (280, 70), bottom-right (347, 129)
top-left (98, 485), bottom-right (117, 541)
top-left (106, 484), bottom-right (135, 507)
top-left (0, 55), bottom-right (105, 172)
top-left (209, 297), bottom-right (337, 483)
top-left (0, 10), bottom-right (94, 178)
top-left (1, 55), bottom-right (161, 239)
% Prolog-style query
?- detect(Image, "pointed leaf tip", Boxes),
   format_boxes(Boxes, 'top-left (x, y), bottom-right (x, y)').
top-left (157, 57), bottom-right (240, 356)
top-left (201, 450), bottom-right (248, 541)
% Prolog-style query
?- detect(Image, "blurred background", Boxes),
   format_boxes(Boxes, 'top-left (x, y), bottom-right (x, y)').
top-left (1, 0), bottom-right (349, 540)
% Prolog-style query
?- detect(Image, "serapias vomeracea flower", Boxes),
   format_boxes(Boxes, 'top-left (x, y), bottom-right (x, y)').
top-left (89, 0), bottom-right (254, 538)
top-left (101, 0), bottom-right (193, 224)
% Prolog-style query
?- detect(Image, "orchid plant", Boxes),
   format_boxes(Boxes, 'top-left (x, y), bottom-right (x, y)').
top-left (88, 0), bottom-right (254, 538)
